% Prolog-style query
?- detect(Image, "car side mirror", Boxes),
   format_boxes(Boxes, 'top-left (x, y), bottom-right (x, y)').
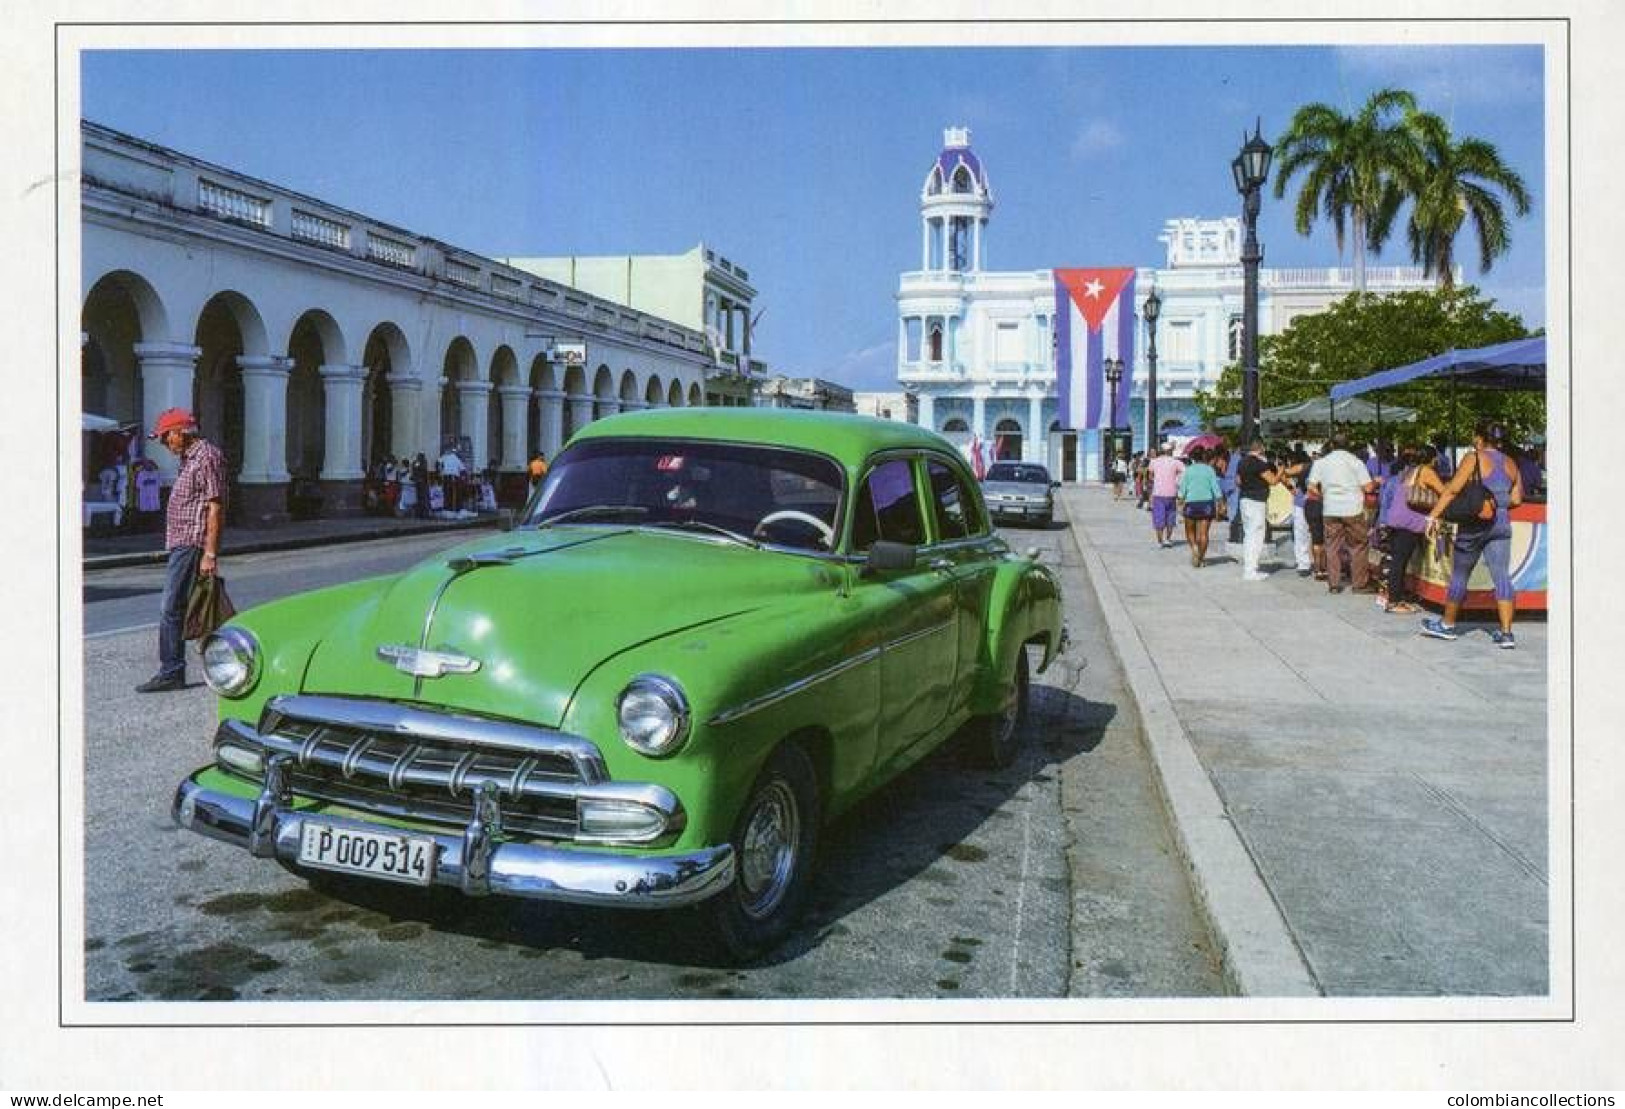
top-left (861, 540), bottom-right (917, 576)
top-left (498, 508), bottom-right (517, 532)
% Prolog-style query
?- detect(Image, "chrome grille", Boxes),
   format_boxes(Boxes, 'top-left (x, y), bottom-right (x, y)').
top-left (243, 695), bottom-right (612, 840)
top-left (264, 719), bottom-right (579, 837)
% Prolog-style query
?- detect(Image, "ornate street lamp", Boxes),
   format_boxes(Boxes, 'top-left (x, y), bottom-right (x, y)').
top-left (1103, 356), bottom-right (1123, 481)
top-left (1232, 120), bottom-right (1272, 449)
top-left (1142, 284), bottom-right (1161, 449)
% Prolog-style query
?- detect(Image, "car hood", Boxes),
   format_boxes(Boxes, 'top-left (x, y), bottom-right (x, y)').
top-left (982, 481), bottom-right (1051, 497)
top-left (300, 527), bottom-right (828, 727)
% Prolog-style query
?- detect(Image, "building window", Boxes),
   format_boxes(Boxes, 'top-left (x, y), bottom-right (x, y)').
top-left (994, 418), bottom-right (1024, 460)
top-left (1166, 320), bottom-right (1196, 362)
top-left (928, 323), bottom-right (944, 363)
top-left (1227, 315), bottom-right (1244, 363)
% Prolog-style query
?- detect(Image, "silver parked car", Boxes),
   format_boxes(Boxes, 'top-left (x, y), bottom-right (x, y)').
top-left (980, 462), bottom-right (1056, 527)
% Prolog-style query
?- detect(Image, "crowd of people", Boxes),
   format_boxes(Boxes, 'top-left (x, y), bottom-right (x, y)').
top-left (360, 447), bottom-right (548, 519)
top-left (1121, 422), bottom-right (1543, 649)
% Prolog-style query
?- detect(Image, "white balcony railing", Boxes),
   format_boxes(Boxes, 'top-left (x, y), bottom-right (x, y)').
top-left (198, 179), bottom-right (270, 227)
top-left (445, 258), bottom-right (481, 288)
top-left (367, 234), bottom-right (415, 269)
top-left (291, 209), bottom-right (349, 250)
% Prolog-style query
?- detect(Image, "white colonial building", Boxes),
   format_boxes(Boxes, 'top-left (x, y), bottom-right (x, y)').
top-left (80, 121), bottom-right (724, 523)
top-left (502, 244), bottom-right (768, 407)
top-left (896, 128), bottom-right (1441, 480)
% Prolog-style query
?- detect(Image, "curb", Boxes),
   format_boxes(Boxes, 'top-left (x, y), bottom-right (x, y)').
top-left (82, 518), bottom-right (500, 571)
top-left (1063, 491), bottom-right (1321, 997)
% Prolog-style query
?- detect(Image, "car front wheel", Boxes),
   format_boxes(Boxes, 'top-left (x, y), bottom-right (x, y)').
top-left (705, 741), bottom-right (821, 961)
top-left (969, 644), bottom-right (1030, 769)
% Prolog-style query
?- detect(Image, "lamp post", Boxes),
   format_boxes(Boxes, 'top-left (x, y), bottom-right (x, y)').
top-left (1142, 284), bottom-right (1161, 450)
top-left (1103, 356), bottom-right (1123, 482)
top-left (1232, 119), bottom-right (1272, 449)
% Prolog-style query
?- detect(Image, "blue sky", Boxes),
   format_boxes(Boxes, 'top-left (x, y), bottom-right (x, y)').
top-left (82, 43), bottom-right (1546, 392)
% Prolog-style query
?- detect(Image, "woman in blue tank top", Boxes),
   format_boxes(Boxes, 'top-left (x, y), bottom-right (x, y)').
top-left (1420, 420), bottom-right (1525, 648)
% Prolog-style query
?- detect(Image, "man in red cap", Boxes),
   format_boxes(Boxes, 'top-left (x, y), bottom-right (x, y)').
top-left (136, 407), bottom-right (227, 693)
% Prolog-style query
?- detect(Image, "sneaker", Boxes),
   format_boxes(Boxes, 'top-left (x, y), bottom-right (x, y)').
top-left (135, 674), bottom-right (186, 693)
top-left (1491, 629), bottom-right (1517, 650)
top-left (1420, 618), bottom-right (1460, 641)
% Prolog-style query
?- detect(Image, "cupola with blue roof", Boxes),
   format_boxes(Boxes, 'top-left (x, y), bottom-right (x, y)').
top-left (919, 126), bottom-right (994, 273)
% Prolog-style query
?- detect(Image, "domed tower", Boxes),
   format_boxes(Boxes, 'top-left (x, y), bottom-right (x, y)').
top-left (920, 126), bottom-right (994, 272)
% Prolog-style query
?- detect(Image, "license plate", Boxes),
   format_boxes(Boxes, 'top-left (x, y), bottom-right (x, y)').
top-left (297, 821), bottom-right (436, 886)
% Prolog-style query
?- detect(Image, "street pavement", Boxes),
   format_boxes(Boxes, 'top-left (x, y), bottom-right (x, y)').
top-left (1061, 485), bottom-right (1549, 997)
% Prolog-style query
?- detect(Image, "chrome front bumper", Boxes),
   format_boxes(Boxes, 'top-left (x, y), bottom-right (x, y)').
top-left (172, 775), bottom-right (736, 909)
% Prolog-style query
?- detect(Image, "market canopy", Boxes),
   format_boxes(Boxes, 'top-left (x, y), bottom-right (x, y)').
top-left (1329, 336), bottom-right (1546, 401)
top-left (1214, 395), bottom-right (1417, 432)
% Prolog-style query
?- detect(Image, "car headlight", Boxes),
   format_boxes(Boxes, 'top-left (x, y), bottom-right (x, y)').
top-left (616, 674), bottom-right (690, 757)
top-left (201, 626), bottom-right (261, 698)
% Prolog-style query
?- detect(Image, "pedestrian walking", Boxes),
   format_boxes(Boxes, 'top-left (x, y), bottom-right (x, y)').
top-left (1421, 421), bottom-right (1525, 647)
top-left (1110, 452), bottom-right (1128, 501)
top-left (1308, 432), bottom-right (1377, 594)
top-left (1372, 445), bottom-right (1438, 613)
top-left (135, 408), bottom-right (226, 693)
top-left (1236, 438), bottom-right (1283, 581)
top-left (1176, 446), bottom-right (1224, 568)
top-left (411, 452), bottom-right (429, 519)
top-left (439, 445), bottom-right (465, 513)
top-left (1146, 444), bottom-right (1185, 548)
top-left (1132, 451), bottom-right (1150, 509)
top-left (1282, 444), bottom-right (1314, 576)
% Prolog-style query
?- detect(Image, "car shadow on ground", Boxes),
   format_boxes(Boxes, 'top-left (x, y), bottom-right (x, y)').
top-left (274, 684), bottom-right (1113, 973)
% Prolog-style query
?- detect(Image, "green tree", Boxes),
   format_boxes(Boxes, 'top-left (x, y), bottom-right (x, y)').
top-left (1193, 286), bottom-right (1543, 442)
top-left (1401, 110), bottom-right (1532, 289)
top-left (1273, 88), bottom-right (1418, 292)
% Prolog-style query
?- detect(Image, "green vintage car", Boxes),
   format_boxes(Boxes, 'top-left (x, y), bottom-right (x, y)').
top-left (173, 409), bottom-right (1066, 957)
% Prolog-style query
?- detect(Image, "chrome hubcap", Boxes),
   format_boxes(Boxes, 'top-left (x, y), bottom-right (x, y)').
top-left (738, 780), bottom-right (799, 919)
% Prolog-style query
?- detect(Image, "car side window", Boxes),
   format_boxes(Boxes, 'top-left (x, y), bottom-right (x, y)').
top-left (926, 459), bottom-right (983, 541)
top-left (851, 458), bottom-right (926, 552)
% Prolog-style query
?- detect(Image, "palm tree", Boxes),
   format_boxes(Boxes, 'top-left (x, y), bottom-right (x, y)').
top-left (1400, 110), bottom-right (1532, 289)
top-left (1272, 88), bottom-right (1419, 292)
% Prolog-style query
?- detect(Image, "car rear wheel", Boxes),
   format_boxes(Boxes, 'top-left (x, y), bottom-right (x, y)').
top-left (969, 645), bottom-right (1030, 769)
top-left (705, 741), bottom-right (821, 962)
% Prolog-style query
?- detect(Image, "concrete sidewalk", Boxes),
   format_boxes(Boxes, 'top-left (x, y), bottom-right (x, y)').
top-left (1061, 485), bottom-right (1549, 997)
top-left (80, 512), bottom-right (501, 571)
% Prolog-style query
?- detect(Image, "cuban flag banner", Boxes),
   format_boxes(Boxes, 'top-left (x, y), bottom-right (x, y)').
top-left (1054, 267), bottom-right (1137, 431)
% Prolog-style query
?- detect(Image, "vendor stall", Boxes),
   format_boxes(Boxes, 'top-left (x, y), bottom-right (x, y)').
top-left (1330, 337), bottom-right (1548, 613)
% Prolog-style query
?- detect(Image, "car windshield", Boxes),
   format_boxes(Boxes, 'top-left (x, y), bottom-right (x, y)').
top-left (985, 463), bottom-right (1050, 485)
top-left (526, 438), bottom-right (845, 552)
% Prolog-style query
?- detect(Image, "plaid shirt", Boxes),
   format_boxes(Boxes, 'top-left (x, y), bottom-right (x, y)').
top-left (165, 438), bottom-right (227, 551)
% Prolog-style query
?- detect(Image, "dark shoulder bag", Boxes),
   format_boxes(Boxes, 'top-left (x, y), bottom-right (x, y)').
top-left (1441, 452), bottom-right (1494, 527)
top-left (184, 573), bottom-right (237, 640)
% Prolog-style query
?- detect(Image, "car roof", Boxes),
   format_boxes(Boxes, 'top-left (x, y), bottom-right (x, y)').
top-left (570, 407), bottom-right (961, 468)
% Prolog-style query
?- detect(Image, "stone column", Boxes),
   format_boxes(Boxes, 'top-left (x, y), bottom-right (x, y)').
top-left (921, 217), bottom-right (930, 271)
top-left (916, 393), bottom-right (934, 432)
top-left (455, 380), bottom-right (494, 469)
top-left (595, 397), bottom-right (622, 422)
top-left (972, 395), bottom-right (986, 441)
top-left (386, 372), bottom-right (422, 462)
top-left (236, 354), bottom-right (293, 524)
top-left (132, 342), bottom-right (201, 484)
top-left (1028, 395), bottom-right (1044, 464)
top-left (568, 392), bottom-right (595, 437)
top-left (317, 363), bottom-right (368, 515)
top-left (538, 389), bottom-right (566, 456)
top-left (497, 385), bottom-right (530, 471)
